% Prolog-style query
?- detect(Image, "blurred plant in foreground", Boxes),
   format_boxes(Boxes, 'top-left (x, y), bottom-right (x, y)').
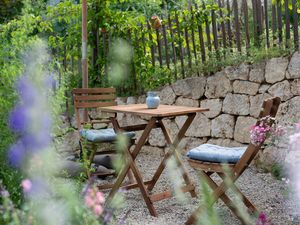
top-left (0, 40), bottom-right (117, 225)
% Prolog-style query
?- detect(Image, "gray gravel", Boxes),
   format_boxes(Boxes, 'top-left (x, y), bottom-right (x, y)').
top-left (97, 147), bottom-right (297, 225)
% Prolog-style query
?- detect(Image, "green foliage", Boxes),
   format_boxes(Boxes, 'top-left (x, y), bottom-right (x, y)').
top-left (271, 163), bottom-right (285, 180)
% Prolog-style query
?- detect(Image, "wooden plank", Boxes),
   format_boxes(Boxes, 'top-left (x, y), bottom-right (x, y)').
top-left (100, 104), bottom-right (209, 117)
top-left (219, 0), bottom-right (227, 48)
top-left (161, 16), bottom-right (170, 69)
top-left (226, 0), bottom-right (233, 48)
top-left (195, 3), bottom-right (206, 62)
top-left (156, 28), bottom-right (163, 67)
top-left (211, 8), bottom-right (218, 50)
top-left (233, 0), bottom-right (241, 52)
top-left (74, 94), bottom-right (115, 101)
top-left (277, 0), bottom-right (283, 44)
top-left (284, 0), bottom-right (290, 46)
top-left (292, 0), bottom-right (299, 49)
top-left (272, 3), bottom-right (277, 46)
top-left (73, 88), bottom-right (116, 94)
top-left (203, 1), bottom-right (212, 51)
top-left (175, 12), bottom-right (185, 78)
top-left (243, 0), bottom-right (250, 49)
top-left (147, 22), bottom-right (156, 66)
top-left (184, 14), bottom-right (192, 68)
top-left (168, 14), bottom-right (178, 79)
top-left (264, 0), bottom-right (270, 48)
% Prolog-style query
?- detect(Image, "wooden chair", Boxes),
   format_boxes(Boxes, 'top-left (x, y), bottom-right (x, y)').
top-left (72, 88), bottom-right (135, 180)
top-left (185, 97), bottom-right (281, 225)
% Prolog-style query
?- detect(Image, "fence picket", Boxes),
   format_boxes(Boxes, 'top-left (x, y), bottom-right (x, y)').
top-left (175, 12), bottom-right (185, 78)
top-left (203, 1), bottom-right (212, 52)
top-left (264, 0), bottom-right (270, 48)
top-left (195, 4), bottom-right (206, 62)
top-left (233, 0), bottom-right (241, 52)
top-left (219, 0), bottom-right (226, 49)
top-left (272, 3), bottom-right (277, 46)
top-left (156, 28), bottom-right (163, 67)
top-left (292, 0), bottom-right (299, 49)
top-left (226, 0), bottom-right (233, 49)
top-left (190, 6), bottom-right (199, 66)
top-left (277, 1), bottom-right (283, 44)
top-left (168, 14), bottom-right (178, 79)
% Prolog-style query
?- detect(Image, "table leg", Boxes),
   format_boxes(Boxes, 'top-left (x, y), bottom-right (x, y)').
top-left (107, 118), bottom-right (157, 210)
top-left (147, 114), bottom-right (197, 198)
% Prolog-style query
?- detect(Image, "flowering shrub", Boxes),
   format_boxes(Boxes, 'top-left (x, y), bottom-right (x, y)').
top-left (250, 116), bottom-right (275, 146)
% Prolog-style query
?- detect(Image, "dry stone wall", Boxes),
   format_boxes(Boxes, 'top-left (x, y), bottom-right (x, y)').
top-left (116, 52), bottom-right (300, 152)
top-left (64, 53), bottom-right (300, 171)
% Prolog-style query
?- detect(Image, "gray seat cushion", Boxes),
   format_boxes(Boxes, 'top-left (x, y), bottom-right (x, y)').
top-left (80, 128), bottom-right (135, 143)
top-left (187, 144), bottom-right (247, 163)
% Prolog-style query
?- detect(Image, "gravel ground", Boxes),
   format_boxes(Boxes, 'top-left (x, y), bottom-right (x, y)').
top-left (97, 146), bottom-right (298, 225)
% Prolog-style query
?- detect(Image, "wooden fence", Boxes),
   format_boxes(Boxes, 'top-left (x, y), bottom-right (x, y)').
top-left (56, 0), bottom-right (300, 95)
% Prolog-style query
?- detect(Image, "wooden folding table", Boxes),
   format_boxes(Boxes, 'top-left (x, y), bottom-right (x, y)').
top-left (99, 104), bottom-right (209, 216)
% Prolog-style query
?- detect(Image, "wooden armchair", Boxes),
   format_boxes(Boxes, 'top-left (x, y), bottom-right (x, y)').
top-left (185, 97), bottom-right (281, 224)
top-left (72, 88), bottom-right (135, 179)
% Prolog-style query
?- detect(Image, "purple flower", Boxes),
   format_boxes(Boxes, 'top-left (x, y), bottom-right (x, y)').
top-left (7, 141), bottom-right (26, 167)
top-left (16, 76), bottom-right (38, 105)
top-left (21, 132), bottom-right (51, 151)
top-left (9, 104), bottom-right (29, 133)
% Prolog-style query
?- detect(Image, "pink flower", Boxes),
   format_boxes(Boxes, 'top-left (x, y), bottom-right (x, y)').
top-left (84, 195), bottom-right (94, 208)
top-left (21, 179), bottom-right (32, 193)
top-left (96, 191), bottom-right (105, 204)
top-left (93, 204), bottom-right (103, 216)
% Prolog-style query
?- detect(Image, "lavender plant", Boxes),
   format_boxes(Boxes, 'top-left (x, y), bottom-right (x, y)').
top-left (1, 40), bottom-right (117, 225)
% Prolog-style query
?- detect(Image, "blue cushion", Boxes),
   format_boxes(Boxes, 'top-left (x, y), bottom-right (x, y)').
top-left (187, 144), bottom-right (247, 163)
top-left (80, 128), bottom-right (135, 143)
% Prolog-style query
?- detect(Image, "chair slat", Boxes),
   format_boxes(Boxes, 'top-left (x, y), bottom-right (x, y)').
top-left (72, 87), bottom-right (116, 94)
top-left (75, 101), bottom-right (117, 109)
top-left (74, 94), bottom-right (116, 101)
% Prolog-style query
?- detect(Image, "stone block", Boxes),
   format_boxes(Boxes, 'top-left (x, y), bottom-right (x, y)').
top-left (211, 114), bottom-right (235, 138)
top-left (222, 93), bottom-right (250, 115)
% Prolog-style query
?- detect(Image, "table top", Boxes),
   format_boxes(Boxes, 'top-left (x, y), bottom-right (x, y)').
top-left (99, 104), bottom-right (209, 117)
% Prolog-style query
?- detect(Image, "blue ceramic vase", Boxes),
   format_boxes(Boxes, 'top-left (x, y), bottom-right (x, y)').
top-left (146, 91), bottom-right (160, 109)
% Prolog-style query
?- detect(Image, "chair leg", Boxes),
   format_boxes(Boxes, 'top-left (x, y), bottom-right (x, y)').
top-left (217, 173), bottom-right (258, 214)
top-left (203, 172), bottom-right (253, 224)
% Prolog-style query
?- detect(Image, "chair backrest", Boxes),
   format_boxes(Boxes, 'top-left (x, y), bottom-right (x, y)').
top-left (234, 97), bottom-right (281, 174)
top-left (72, 88), bottom-right (117, 130)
